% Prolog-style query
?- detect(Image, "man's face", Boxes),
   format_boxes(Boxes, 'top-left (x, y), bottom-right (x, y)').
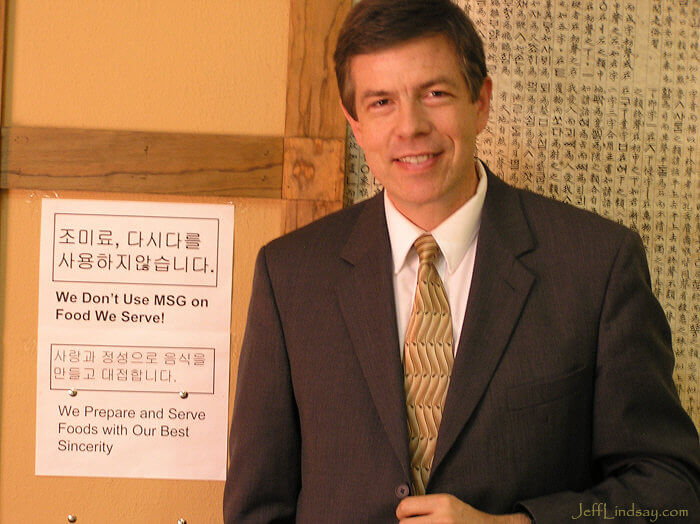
top-left (344, 34), bottom-right (491, 229)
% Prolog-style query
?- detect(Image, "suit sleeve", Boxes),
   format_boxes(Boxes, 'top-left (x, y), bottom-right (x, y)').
top-left (516, 230), bottom-right (700, 523)
top-left (223, 247), bottom-right (300, 523)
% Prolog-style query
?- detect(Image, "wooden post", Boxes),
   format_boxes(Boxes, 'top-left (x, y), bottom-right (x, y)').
top-left (283, 0), bottom-right (351, 232)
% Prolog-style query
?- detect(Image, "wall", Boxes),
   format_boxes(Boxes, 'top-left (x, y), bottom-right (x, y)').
top-left (4, 0), bottom-right (289, 135)
top-left (0, 1), bottom-right (290, 522)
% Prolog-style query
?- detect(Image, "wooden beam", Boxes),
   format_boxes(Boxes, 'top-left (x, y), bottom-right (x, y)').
top-left (283, 0), bottom-right (351, 227)
top-left (285, 198), bottom-right (342, 232)
top-left (283, 137), bottom-right (344, 201)
top-left (285, 0), bottom-right (351, 140)
top-left (0, 126), bottom-right (283, 197)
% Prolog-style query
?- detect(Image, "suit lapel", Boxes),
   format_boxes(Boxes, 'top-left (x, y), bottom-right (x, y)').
top-left (432, 172), bottom-right (536, 475)
top-left (336, 194), bottom-right (411, 477)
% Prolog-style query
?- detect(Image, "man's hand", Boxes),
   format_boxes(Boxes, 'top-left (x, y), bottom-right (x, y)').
top-left (396, 494), bottom-right (531, 523)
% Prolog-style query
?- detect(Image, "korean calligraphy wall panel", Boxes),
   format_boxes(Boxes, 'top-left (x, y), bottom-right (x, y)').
top-left (344, 0), bottom-right (699, 427)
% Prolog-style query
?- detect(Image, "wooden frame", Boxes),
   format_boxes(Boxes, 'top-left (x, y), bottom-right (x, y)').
top-left (0, 0), bottom-right (351, 232)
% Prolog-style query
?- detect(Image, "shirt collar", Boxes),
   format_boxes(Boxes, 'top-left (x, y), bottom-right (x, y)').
top-left (385, 160), bottom-right (488, 275)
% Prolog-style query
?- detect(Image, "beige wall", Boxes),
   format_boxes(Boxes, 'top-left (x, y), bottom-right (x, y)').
top-left (0, 1), bottom-right (290, 522)
top-left (4, 0), bottom-right (289, 135)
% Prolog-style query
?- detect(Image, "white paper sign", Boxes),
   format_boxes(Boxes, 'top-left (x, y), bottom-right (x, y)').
top-left (36, 199), bottom-right (234, 480)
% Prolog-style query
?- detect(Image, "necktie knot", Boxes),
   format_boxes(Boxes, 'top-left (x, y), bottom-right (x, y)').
top-left (414, 234), bottom-right (439, 265)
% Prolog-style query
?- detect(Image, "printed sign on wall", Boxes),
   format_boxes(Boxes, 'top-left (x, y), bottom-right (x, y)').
top-left (36, 199), bottom-right (234, 480)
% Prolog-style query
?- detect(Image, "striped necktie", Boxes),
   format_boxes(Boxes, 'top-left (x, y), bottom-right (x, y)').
top-left (403, 234), bottom-right (454, 495)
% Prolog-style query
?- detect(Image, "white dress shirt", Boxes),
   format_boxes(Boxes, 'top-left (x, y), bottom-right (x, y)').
top-left (384, 160), bottom-right (487, 356)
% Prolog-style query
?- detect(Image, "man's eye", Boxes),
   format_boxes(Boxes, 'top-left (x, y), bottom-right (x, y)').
top-left (371, 99), bottom-right (389, 107)
top-left (429, 90), bottom-right (447, 97)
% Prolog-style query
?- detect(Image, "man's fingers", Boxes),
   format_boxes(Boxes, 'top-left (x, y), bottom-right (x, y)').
top-left (396, 494), bottom-right (458, 519)
top-left (396, 494), bottom-right (437, 518)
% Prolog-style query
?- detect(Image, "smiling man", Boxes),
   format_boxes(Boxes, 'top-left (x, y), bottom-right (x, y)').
top-left (224, 1), bottom-right (699, 522)
top-left (343, 32), bottom-right (490, 231)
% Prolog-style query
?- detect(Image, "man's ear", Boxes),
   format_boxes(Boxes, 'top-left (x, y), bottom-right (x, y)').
top-left (475, 76), bottom-right (493, 135)
top-left (341, 102), bottom-right (363, 148)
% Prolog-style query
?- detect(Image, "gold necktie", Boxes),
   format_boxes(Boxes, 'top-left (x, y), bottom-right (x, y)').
top-left (403, 234), bottom-right (454, 495)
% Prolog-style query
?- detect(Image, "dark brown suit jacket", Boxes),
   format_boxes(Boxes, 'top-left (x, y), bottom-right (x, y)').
top-left (224, 170), bottom-right (699, 523)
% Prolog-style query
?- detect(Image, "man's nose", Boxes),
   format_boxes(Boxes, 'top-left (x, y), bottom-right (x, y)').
top-left (396, 101), bottom-right (431, 138)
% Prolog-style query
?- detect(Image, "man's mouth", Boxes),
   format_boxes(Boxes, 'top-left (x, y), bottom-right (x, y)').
top-left (395, 153), bottom-right (439, 164)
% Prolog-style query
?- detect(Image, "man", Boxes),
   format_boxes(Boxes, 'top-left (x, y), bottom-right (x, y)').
top-left (224, 1), bottom-right (699, 522)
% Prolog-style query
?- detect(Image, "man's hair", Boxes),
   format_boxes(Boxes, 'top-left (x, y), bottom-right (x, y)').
top-left (334, 0), bottom-right (488, 120)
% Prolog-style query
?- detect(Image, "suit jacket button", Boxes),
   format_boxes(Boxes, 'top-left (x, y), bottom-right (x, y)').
top-left (395, 483), bottom-right (410, 499)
